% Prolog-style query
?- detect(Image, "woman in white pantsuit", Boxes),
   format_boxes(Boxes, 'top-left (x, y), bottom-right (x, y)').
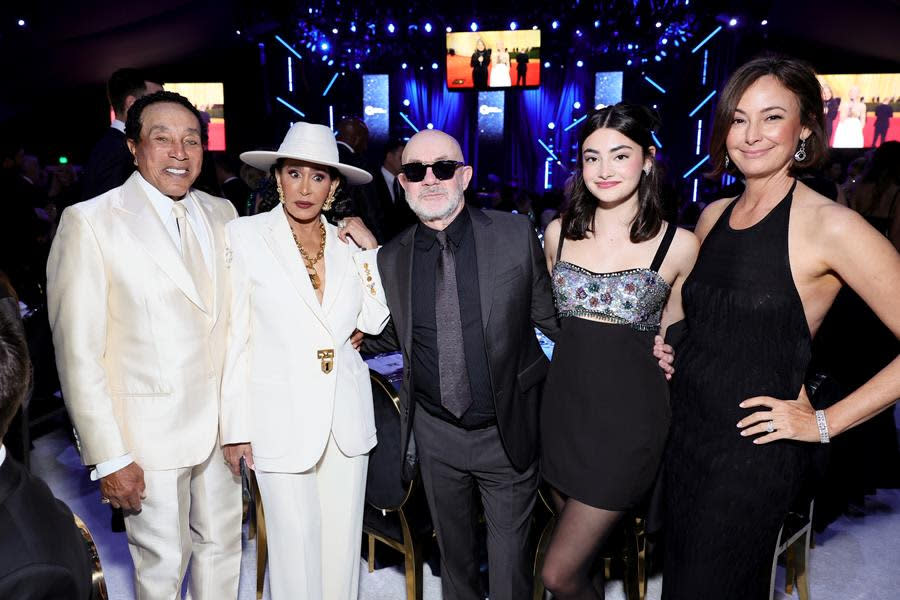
top-left (221, 122), bottom-right (390, 599)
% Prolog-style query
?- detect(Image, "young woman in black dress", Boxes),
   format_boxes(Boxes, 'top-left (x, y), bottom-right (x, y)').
top-left (540, 104), bottom-right (699, 599)
top-left (663, 56), bottom-right (900, 599)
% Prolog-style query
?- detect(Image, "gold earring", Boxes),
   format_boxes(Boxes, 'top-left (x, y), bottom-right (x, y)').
top-left (322, 193), bottom-right (335, 212)
top-left (276, 181), bottom-right (286, 204)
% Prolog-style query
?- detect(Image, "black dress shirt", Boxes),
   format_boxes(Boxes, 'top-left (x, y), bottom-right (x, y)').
top-left (411, 208), bottom-right (495, 428)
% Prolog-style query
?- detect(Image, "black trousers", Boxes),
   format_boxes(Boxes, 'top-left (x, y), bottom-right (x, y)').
top-left (414, 407), bottom-right (538, 600)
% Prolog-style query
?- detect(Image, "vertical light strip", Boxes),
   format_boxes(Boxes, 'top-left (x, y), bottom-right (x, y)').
top-left (544, 159), bottom-right (552, 190)
top-left (692, 178), bottom-right (699, 203)
top-left (287, 56), bottom-right (293, 92)
top-left (702, 49), bottom-right (708, 85)
top-left (695, 119), bottom-right (703, 155)
top-left (329, 105), bottom-right (334, 132)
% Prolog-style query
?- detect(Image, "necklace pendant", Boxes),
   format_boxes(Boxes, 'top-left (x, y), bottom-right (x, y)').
top-left (309, 272), bottom-right (321, 289)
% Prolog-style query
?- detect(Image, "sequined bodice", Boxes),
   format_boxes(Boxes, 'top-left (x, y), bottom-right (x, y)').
top-left (552, 262), bottom-right (671, 330)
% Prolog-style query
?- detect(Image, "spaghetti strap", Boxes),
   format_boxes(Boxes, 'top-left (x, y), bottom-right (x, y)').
top-left (649, 223), bottom-right (676, 272)
top-left (556, 226), bottom-right (567, 263)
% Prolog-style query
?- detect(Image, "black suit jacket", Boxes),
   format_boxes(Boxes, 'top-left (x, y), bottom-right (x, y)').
top-left (82, 127), bottom-right (134, 201)
top-left (336, 144), bottom-right (386, 242)
top-left (0, 455), bottom-right (92, 600)
top-left (372, 170), bottom-right (418, 243)
top-left (365, 206), bottom-right (559, 480)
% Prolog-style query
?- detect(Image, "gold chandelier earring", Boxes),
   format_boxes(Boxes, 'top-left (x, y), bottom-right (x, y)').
top-left (322, 192), bottom-right (336, 212)
top-left (276, 179), bottom-right (286, 204)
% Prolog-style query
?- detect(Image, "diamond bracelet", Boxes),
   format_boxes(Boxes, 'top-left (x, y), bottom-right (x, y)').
top-left (815, 409), bottom-right (830, 444)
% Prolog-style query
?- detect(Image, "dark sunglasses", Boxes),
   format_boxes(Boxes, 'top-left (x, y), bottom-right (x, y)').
top-left (399, 160), bottom-right (465, 182)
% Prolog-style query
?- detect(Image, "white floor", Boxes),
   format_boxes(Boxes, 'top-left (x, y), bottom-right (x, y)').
top-left (31, 428), bottom-right (900, 600)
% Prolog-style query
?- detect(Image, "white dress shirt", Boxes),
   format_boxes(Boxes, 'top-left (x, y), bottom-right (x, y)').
top-left (0, 443), bottom-right (6, 468)
top-left (93, 174), bottom-right (213, 479)
top-left (111, 119), bottom-right (126, 134)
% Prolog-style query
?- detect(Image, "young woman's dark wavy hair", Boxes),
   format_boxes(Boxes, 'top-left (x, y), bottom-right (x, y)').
top-left (561, 103), bottom-right (663, 242)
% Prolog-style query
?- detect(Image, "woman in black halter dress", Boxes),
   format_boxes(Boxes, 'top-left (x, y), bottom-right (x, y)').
top-left (663, 56), bottom-right (900, 599)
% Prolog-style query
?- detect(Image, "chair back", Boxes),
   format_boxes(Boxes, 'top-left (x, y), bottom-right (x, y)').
top-left (365, 370), bottom-right (414, 511)
top-left (73, 513), bottom-right (108, 600)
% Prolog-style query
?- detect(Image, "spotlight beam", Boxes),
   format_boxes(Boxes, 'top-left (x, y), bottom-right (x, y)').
top-left (399, 112), bottom-right (420, 132)
top-left (275, 35), bottom-right (303, 61)
top-left (682, 154), bottom-right (710, 178)
top-left (643, 76), bottom-right (667, 94)
top-left (322, 73), bottom-right (340, 97)
top-left (688, 90), bottom-right (717, 117)
top-left (538, 139), bottom-right (559, 161)
top-left (563, 115), bottom-right (588, 132)
top-left (691, 26), bottom-right (722, 53)
top-left (276, 96), bottom-right (306, 117)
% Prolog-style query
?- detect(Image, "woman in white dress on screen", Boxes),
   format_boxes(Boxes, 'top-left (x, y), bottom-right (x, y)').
top-left (833, 86), bottom-right (867, 148)
top-left (490, 47), bottom-right (512, 87)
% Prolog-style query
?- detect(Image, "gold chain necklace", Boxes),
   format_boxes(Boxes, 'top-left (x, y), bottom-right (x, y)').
top-left (291, 220), bottom-right (326, 290)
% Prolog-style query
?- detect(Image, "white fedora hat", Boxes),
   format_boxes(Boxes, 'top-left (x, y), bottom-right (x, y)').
top-left (240, 122), bottom-right (373, 185)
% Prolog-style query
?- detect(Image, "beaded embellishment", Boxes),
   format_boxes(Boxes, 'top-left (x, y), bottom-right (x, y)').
top-left (552, 261), bottom-right (671, 331)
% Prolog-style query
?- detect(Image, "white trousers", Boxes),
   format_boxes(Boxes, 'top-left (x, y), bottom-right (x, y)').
top-left (123, 443), bottom-right (243, 600)
top-left (255, 434), bottom-right (369, 600)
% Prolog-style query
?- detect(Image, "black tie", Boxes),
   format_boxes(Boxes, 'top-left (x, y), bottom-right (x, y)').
top-left (435, 230), bottom-right (472, 419)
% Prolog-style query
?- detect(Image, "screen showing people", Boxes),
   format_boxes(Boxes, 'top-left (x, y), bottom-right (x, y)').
top-left (446, 30), bottom-right (541, 90)
top-left (818, 73), bottom-right (898, 148)
top-left (163, 82), bottom-right (226, 150)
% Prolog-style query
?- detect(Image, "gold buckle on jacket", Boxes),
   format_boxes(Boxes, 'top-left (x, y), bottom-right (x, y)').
top-left (317, 349), bottom-right (335, 374)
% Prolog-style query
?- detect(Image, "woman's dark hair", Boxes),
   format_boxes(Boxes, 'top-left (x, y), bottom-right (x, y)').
top-left (125, 90), bottom-right (208, 146)
top-left (562, 103), bottom-right (663, 242)
top-left (708, 54), bottom-right (827, 178)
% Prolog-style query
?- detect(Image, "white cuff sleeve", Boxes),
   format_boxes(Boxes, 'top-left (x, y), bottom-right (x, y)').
top-left (90, 454), bottom-right (134, 481)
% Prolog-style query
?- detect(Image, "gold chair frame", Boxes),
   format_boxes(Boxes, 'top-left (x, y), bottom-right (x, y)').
top-left (770, 499), bottom-right (814, 600)
top-left (73, 513), bottom-right (108, 600)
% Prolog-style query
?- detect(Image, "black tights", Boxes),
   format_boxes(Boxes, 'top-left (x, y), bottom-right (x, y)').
top-left (540, 488), bottom-right (623, 600)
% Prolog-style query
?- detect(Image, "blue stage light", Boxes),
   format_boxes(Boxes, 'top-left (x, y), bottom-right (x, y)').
top-left (551, 20), bottom-right (559, 30)
top-left (427, 123), bottom-right (434, 129)
top-left (728, 18), bottom-right (738, 27)
top-left (446, 26), bottom-right (452, 33)
top-left (691, 26), bottom-right (722, 53)
top-left (510, 21), bottom-right (518, 30)
top-left (682, 155), bottom-right (710, 178)
top-left (564, 115), bottom-right (587, 132)
top-left (655, 21), bottom-right (662, 28)
top-left (576, 60), bottom-right (584, 67)
top-left (626, 59), bottom-right (633, 66)
top-left (655, 55), bottom-right (661, 62)
top-left (327, 59), bottom-right (334, 66)
top-left (544, 61), bottom-right (551, 67)
top-left (401, 62), bottom-right (408, 69)
top-left (470, 22), bottom-right (478, 32)
top-left (18, 19), bottom-right (25, 27)
top-left (548, 122), bottom-right (556, 130)
top-left (576, 29), bottom-right (582, 37)
top-left (320, 42), bottom-right (329, 51)
top-left (398, 112), bottom-right (420, 132)
top-left (594, 20), bottom-right (600, 28)
top-left (276, 97), bottom-right (306, 117)
top-left (661, 50), bottom-right (667, 56)
top-left (431, 62), bottom-right (439, 70)
top-left (350, 24), bottom-right (357, 32)
top-left (573, 101), bottom-right (581, 109)
top-left (761, 19), bottom-right (768, 26)
top-left (355, 63), bottom-right (361, 69)
top-left (403, 99), bottom-right (411, 106)
top-left (661, 37), bottom-right (668, 45)
top-left (688, 90), bottom-right (717, 117)
top-left (627, 43), bottom-right (633, 49)
top-left (332, 28), bottom-right (338, 34)
top-left (235, 30), bottom-right (241, 35)
top-left (643, 76), bottom-right (667, 94)
top-left (275, 35), bottom-right (304, 61)
top-left (425, 22), bottom-right (433, 33)
top-left (387, 23), bottom-right (395, 34)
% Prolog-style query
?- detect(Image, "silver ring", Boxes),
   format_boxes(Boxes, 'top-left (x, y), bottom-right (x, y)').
top-left (338, 219), bottom-right (347, 229)
top-left (765, 420), bottom-right (775, 433)
top-left (100, 497), bottom-right (111, 505)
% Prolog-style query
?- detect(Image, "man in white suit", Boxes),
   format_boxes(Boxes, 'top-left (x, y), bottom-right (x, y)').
top-left (47, 90), bottom-right (242, 599)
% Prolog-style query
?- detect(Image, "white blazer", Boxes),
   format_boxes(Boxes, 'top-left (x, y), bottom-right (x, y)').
top-left (221, 207), bottom-right (390, 473)
top-left (47, 173), bottom-right (238, 470)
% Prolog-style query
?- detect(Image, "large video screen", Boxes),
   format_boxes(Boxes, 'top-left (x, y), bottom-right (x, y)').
top-left (818, 74), bottom-right (898, 148)
top-left (446, 30), bottom-right (541, 90)
top-left (164, 82), bottom-right (226, 151)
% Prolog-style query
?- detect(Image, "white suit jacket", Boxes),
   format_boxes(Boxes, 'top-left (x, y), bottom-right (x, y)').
top-left (220, 207), bottom-right (389, 473)
top-left (47, 172), bottom-right (238, 471)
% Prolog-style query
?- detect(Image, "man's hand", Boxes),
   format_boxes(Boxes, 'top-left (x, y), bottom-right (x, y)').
top-left (653, 335), bottom-right (675, 380)
top-left (223, 443), bottom-right (254, 477)
top-left (100, 461), bottom-right (145, 513)
top-left (350, 329), bottom-right (365, 351)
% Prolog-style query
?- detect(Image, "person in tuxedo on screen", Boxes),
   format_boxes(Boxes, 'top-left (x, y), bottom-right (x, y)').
top-left (82, 68), bottom-right (162, 201)
top-left (363, 129), bottom-right (677, 599)
top-left (515, 48), bottom-right (529, 86)
top-left (47, 91), bottom-right (243, 599)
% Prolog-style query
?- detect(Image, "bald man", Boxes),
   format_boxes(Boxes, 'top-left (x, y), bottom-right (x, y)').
top-left (363, 129), bottom-right (559, 599)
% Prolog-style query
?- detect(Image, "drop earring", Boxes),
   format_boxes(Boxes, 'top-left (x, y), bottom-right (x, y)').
top-left (322, 192), bottom-right (335, 212)
top-left (276, 180), bottom-right (286, 204)
top-left (794, 138), bottom-right (807, 162)
top-left (724, 153), bottom-right (730, 169)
